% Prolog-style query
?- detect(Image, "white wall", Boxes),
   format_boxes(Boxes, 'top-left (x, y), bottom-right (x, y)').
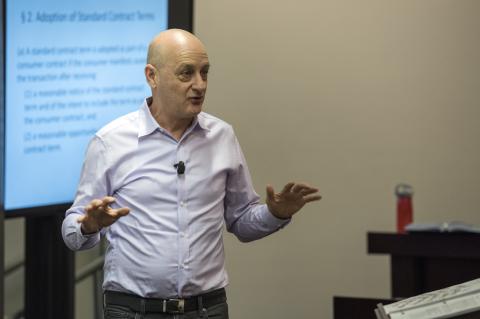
top-left (194, 1), bottom-right (480, 318)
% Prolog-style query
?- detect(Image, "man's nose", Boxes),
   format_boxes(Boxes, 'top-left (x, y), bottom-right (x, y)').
top-left (192, 72), bottom-right (207, 91)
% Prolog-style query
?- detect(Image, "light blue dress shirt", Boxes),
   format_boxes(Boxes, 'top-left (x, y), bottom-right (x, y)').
top-left (62, 99), bottom-right (289, 298)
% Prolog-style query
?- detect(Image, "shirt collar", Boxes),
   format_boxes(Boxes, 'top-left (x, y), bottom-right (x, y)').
top-left (138, 97), bottom-right (210, 138)
top-left (138, 98), bottom-right (159, 138)
top-left (195, 113), bottom-right (210, 132)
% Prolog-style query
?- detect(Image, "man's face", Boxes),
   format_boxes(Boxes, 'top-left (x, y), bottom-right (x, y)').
top-left (151, 44), bottom-right (210, 120)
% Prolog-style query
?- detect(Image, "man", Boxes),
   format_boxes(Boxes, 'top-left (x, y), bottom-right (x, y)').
top-left (62, 29), bottom-right (321, 319)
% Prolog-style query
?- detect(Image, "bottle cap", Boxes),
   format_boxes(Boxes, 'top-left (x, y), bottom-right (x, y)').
top-left (395, 183), bottom-right (414, 197)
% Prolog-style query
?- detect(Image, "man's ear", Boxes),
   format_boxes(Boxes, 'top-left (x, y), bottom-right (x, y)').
top-left (145, 64), bottom-right (157, 88)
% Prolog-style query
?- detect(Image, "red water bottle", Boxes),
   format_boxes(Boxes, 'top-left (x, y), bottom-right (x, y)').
top-left (395, 184), bottom-right (413, 233)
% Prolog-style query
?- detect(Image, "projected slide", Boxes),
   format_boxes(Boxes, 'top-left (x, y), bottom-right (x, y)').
top-left (5, 0), bottom-right (168, 210)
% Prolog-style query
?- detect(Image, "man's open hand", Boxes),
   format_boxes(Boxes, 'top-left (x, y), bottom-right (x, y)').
top-left (77, 196), bottom-right (130, 234)
top-left (266, 182), bottom-right (321, 219)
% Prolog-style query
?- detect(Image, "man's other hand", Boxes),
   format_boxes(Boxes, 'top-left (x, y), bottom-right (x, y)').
top-left (77, 196), bottom-right (130, 234)
top-left (266, 182), bottom-right (321, 219)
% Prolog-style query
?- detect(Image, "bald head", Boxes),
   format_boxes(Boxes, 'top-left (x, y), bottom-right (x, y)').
top-left (146, 29), bottom-right (207, 68)
top-left (144, 29), bottom-right (210, 125)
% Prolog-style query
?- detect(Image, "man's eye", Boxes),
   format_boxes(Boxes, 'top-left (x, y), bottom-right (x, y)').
top-left (177, 71), bottom-right (192, 81)
top-left (180, 70), bottom-right (192, 76)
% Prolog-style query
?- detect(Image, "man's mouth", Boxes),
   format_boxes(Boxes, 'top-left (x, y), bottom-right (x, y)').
top-left (189, 96), bottom-right (204, 104)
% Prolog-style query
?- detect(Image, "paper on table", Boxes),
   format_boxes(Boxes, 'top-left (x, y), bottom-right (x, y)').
top-left (382, 279), bottom-right (480, 319)
top-left (406, 221), bottom-right (480, 234)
